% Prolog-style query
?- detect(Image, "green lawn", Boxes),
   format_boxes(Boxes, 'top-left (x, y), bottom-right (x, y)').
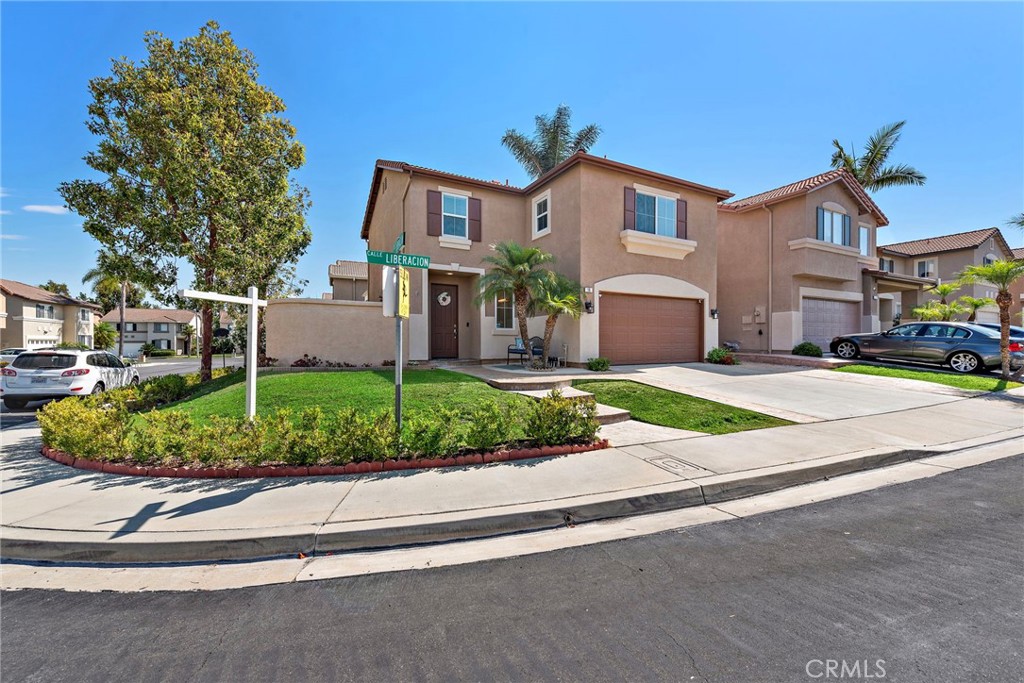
top-left (160, 369), bottom-right (530, 422)
top-left (573, 380), bottom-right (792, 434)
top-left (833, 364), bottom-right (1022, 391)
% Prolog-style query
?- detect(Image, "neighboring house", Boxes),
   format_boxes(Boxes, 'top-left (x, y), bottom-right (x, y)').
top-left (0, 279), bottom-right (100, 349)
top-left (877, 228), bottom-right (1016, 325)
top-left (268, 152), bottom-right (733, 367)
top-left (717, 169), bottom-right (935, 352)
top-left (329, 260), bottom-right (369, 301)
top-left (101, 308), bottom-right (202, 356)
top-left (1010, 247), bottom-right (1024, 324)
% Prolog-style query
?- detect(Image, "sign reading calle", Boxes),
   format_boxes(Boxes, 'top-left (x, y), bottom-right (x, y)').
top-left (367, 249), bottom-right (430, 269)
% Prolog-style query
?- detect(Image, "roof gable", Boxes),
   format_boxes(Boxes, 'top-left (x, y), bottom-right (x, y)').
top-left (0, 279), bottom-right (99, 308)
top-left (879, 227), bottom-right (1013, 258)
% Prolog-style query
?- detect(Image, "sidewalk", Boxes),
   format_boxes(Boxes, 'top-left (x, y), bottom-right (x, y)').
top-left (2, 389), bottom-right (1021, 564)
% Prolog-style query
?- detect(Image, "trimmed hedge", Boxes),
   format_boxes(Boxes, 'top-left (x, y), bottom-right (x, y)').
top-left (38, 379), bottom-right (599, 468)
top-left (791, 342), bottom-right (824, 358)
top-left (587, 357), bottom-right (611, 371)
top-left (148, 349), bottom-right (177, 357)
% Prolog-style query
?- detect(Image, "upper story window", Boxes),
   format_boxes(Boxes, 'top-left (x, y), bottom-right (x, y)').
top-left (916, 259), bottom-right (937, 278)
top-left (879, 257), bottom-right (895, 273)
top-left (532, 191), bottom-right (550, 238)
top-left (983, 253), bottom-right (997, 266)
top-left (495, 290), bottom-right (514, 330)
top-left (154, 322), bottom-right (169, 333)
top-left (816, 206), bottom-right (852, 247)
top-left (123, 322), bottom-right (141, 332)
top-left (442, 193), bottom-right (468, 238)
top-left (79, 309), bottom-right (91, 322)
top-left (35, 304), bottom-right (55, 319)
top-left (636, 192), bottom-right (677, 237)
top-left (859, 226), bottom-right (871, 257)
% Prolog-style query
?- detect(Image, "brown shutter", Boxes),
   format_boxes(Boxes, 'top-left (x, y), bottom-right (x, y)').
top-left (468, 197), bottom-right (482, 242)
top-left (623, 187), bottom-right (636, 230)
top-left (676, 199), bottom-right (688, 240)
top-left (427, 190), bottom-right (442, 236)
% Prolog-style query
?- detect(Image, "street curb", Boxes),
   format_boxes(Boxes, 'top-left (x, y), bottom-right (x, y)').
top-left (6, 433), bottom-right (1019, 565)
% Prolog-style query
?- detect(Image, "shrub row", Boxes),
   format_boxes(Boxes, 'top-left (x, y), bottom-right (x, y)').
top-left (38, 384), bottom-right (600, 468)
top-left (791, 342), bottom-right (823, 357)
top-left (705, 347), bottom-right (740, 365)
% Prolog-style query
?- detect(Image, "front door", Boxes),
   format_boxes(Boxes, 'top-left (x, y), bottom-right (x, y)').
top-left (430, 284), bottom-right (459, 358)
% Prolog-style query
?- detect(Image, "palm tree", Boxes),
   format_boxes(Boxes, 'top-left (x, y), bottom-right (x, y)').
top-left (529, 273), bottom-right (583, 367)
top-left (477, 242), bottom-right (555, 365)
top-left (912, 300), bottom-right (965, 322)
top-left (959, 260), bottom-right (1024, 379)
top-left (830, 121), bottom-right (926, 192)
top-left (93, 322), bottom-right (117, 350)
top-left (1009, 213), bottom-right (1024, 232)
top-left (83, 249), bottom-right (147, 358)
top-left (929, 281), bottom-right (961, 305)
top-left (501, 105), bottom-right (602, 179)
top-left (957, 296), bottom-right (995, 322)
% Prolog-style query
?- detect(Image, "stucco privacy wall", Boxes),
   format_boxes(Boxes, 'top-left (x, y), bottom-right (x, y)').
top-left (266, 299), bottom-right (407, 367)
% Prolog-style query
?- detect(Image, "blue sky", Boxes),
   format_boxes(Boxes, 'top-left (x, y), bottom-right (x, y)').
top-left (2, 1), bottom-right (1022, 300)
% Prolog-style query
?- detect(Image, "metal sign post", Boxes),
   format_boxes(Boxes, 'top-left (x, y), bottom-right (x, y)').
top-left (178, 287), bottom-right (267, 419)
top-left (373, 240), bottom-right (416, 435)
top-left (394, 268), bottom-right (403, 429)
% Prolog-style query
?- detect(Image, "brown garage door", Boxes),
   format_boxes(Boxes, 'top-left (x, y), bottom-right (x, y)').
top-left (599, 293), bottom-right (702, 365)
top-left (802, 298), bottom-right (860, 350)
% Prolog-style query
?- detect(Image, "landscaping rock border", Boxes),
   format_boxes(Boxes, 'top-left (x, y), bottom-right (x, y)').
top-left (38, 440), bottom-right (612, 479)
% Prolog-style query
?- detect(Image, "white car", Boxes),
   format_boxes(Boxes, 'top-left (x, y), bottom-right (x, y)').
top-left (1, 349), bottom-right (140, 410)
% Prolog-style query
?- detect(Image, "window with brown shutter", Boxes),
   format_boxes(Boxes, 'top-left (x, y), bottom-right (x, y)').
top-left (468, 197), bottom-right (482, 242)
top-left (427, 190), bottom-right (442, 236)
top-left (676, 199), bottom-right (688, 239)
top-left (624, 187), bottom-right (636, 230)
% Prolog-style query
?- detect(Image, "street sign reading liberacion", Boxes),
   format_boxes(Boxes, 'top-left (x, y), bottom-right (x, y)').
top-left (367, 250), bottom-right (430, 269)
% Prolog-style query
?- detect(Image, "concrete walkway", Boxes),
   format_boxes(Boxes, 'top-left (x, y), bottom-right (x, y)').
top-left (2, 383), bottom-right (1021, 564)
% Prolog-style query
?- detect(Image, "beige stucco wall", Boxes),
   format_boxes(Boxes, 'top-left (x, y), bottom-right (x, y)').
top-left (265, 298), bottom-right (407, 367)
top-left (331, 278), bottom-right (368, 302)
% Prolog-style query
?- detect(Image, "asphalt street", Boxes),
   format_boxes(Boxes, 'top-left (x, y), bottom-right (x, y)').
top-left (2, 456), bottom-right (1020, 683)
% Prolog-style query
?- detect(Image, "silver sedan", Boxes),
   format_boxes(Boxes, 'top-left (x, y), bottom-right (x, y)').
top-left (829, 322), bottom-right (1024, 373)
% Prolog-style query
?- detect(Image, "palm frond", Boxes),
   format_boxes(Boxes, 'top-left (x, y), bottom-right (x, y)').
top-left (865, 163), bottom-right (926, 191)
top-left (830, 139), bottom-right (856, 174)
top-left (501, 129), bottom-right (543, 178)
top-left (858, 120), bottom-right (905, 182)
top-left (1007, 212), bottom-right (1024, 230)
top-left (570, 124), bottom-right (602, 154)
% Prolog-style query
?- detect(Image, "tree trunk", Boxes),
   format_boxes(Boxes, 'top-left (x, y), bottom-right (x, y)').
top-left (542, 314), bottom-right (558, 366)
top-left (514, 288), bottom-right (532, 364)
top-left (997, 291), bottom-right (1011, 379)
top-left (200, 303), bottom-right (213, 382)
top-left (118, 280), bottom-right (126, 358)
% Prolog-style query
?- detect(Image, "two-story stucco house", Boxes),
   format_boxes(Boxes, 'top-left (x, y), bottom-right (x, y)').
top-left (329, 260), bottom-right (369, 301)
top-left (353, 152), bottom-right (732, 366)
top-left (716, 169), bottom-right (935, 352)
top-left (877, 228), bottom-right (1016, 325)
top-left (0, 279), bottom-right (100, 349)
top-left (100, 308), bottom-right (202, 356)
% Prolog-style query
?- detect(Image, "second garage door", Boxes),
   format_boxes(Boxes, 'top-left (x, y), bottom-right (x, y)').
top-left (802, 298), bottom-right (860, 350)
top-left (599, 293), bottom-right (702, 365)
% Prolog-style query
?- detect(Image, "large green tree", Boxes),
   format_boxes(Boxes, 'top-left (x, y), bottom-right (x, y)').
top-left (38, 280), bottom-right (71, 297)
top-left (477, 242), bottom-right (554, 365)
top-left (59, 21), bottom-right (311, 381)
top-left (830, 121), bottom-right (926, 191)
top-left (959, 260), bottom-right (1024, 379)
top-left (501, 105), bottom-right (601, 179)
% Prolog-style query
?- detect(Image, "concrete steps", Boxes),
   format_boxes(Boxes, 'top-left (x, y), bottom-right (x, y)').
top-left (512, 387), bottom-right (631, 426)
top-left (486, 377), bottom-right (573, 392)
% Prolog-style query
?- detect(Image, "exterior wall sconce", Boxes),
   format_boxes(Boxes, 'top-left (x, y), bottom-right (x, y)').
top-left (710, 308), bottom-right (719, 319)
top-left (584, 300), bottom-right (595, 314)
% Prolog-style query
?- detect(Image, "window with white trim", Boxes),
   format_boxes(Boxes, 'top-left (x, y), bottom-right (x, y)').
top-left (916, 259), bottom-right (936, 278)
top-left (79, 309), bottom-right (91, 322)
top-left (35, 304), bottom-right (55, 319)
top-left (635, 192), bottom-right (676, 237)
top-left (442, 193), bottom-right (468, 238)
top-left (495, 290), bottom-right (514, 330)
top-left (859, 226), bottom-right (871, 256)
top-left (154, 322), bottom-right (169, 333)
top-left (817, 207), bottom-right (851, 246)
top-left (879, 257), bottom-right (895, 273)
top-left (533, 192), bottom-right (550, 236)
top-left (983, 253), bottom-right (996, 266)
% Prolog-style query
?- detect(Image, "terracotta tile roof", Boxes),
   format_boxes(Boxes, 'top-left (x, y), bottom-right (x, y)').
top-left (100, 308), bottom-right (197, 324)
top-left (721, 168), bottom-right (888, 226)
top-left (0, 279), bottom-right (99, 308)
top-left (328, 260), bottom-right (369, 280)
top-left (360, 152), bottom-right (733, 239)
top-left (1012, 247), bottom-right (1024, 260)
top-left (879, 227), bottom-right (1011, 257)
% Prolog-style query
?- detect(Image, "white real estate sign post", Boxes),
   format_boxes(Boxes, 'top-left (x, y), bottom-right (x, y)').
top-left (178, 287), bottom-right (267, 419)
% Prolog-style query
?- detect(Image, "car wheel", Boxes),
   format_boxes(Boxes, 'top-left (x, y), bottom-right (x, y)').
top-left (948, 352), bottom-right (981, 374)
top-left (834, 341), bottom-right (859, 359)
top-left (3, 397), bottom-right (28, 410)
top-left (91, 382), bottom-right (105, 395)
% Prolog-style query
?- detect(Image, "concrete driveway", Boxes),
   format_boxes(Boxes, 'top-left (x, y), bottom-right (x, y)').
top-left (617, 362), bottom-right (966, 422)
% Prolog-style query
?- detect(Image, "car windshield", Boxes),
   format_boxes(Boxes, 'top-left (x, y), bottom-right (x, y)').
top-left (11, 354), bottom-right (77, 370)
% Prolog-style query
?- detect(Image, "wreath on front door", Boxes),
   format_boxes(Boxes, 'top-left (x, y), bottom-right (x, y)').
top-left (436, 291), bottom-right (452, 307)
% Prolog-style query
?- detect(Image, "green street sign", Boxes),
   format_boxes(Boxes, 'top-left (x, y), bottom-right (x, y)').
top-left (367, 250), bottom-right (431, 269)
top-left (392, 232), bottom-right (405, 253)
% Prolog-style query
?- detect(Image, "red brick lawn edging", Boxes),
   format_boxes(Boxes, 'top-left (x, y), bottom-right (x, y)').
top-left (38, 440), bottom-right (612, 479)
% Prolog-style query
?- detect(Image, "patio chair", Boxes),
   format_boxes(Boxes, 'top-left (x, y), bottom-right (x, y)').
top-left (507, 336), bottom-right (546, 365)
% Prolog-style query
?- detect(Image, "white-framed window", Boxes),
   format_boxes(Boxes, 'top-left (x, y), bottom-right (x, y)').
top-left (495, 290), bottom-right (515, 330)
top-left (635, 192), bottom-right (676, 237)
top-left (859, 226), bottom-right (871, 257)
top-left (817, 207), bottom-right (851, 246)
top-left (879, 257), bottom-right (895, 273)
top-left (442, 193), bottom-right (468, 238)
top-left (154, 322), bottom-right (169, 333)
top-left (916, 259), bottom-right (937, 278)
top-left (532, 191), bottom-right (550, 238)
top-left (122, 322), bottom-right (140, 332)
top-left (35, 304), bottom-right (55, 319)
top-left (79, 308), bottom-right (91, 322)
top-left (77, 334), bottom-right (92, 347)
top-left (983, 253), bottom-right (996, 266)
